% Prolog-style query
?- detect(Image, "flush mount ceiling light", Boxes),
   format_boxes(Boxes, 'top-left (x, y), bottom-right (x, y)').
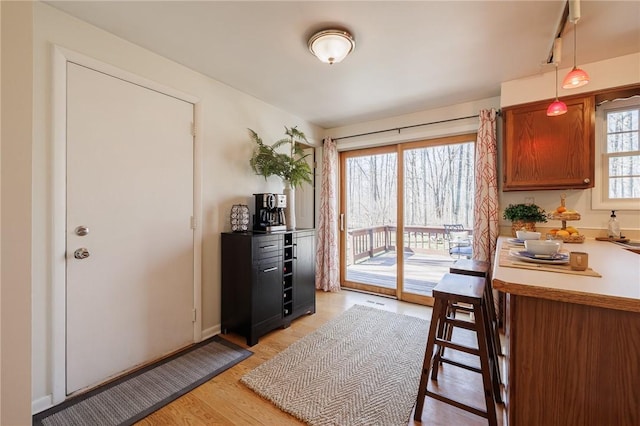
top-left (562, 0), bottom-right (589, 89)
top-left (308, 29), bottom-right (355, 65)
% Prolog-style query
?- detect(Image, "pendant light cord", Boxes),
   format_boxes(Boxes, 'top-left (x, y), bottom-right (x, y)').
top-left (573, 22), bottom-right (577, 68)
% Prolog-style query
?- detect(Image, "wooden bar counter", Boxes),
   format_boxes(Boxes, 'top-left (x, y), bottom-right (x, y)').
top-left (492, 237), bottom-right (640, 426)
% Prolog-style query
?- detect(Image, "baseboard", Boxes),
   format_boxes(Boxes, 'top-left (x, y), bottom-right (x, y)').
top-left (201, 324), bottom-right (221, 341)
top-left (32, 394), bottom-right (53, 415)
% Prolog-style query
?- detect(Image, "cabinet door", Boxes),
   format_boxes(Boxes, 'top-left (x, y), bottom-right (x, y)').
top-left (293, 232), bottom-right (316, 313)
top-left (253, 257), bottom-right (283, 325)
top-left (503, 96), bottom-right (594, 191)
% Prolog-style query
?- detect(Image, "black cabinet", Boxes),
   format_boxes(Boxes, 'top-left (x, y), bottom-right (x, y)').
top-left (292, 230), bottom-right (316, 315)
top-left (221, 230), bottom-right (316, 346)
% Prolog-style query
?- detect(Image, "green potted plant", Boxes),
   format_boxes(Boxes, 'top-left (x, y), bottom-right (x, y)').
top-left (502, 203), bottom-right (548, 236)
top-left (249, 126), bottom-right (313, 229)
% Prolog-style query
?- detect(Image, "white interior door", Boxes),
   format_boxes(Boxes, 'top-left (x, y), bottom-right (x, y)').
top-left (66, 62), bottom-right (195, 394)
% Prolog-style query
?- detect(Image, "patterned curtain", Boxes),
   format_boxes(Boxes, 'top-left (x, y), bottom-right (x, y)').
top-left (315, 137), bottom-right (340, 292)
top-left (472, 109), bottom-right (499, 265)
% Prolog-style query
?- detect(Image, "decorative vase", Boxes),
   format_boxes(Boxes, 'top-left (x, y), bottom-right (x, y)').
top-left (283, 182), bottom-right (296, 230)
top-left (511, 220), bottom-right (536, 237)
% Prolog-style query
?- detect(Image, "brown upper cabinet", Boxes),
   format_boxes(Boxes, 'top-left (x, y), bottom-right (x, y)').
top-left (502, 95), bottom-right (595, 191)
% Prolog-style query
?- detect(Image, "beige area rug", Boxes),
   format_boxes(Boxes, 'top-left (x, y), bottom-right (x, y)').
top-left (241, 304), bottom-right (430, 426)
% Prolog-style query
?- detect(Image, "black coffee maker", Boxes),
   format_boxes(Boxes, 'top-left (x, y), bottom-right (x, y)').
top-left (253, 193), bottom-right (287, 232)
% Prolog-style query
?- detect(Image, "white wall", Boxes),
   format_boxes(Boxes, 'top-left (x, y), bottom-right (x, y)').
top-left (31, 1), bottom-right (322, 411)
top-left (1, 2), bottom-right (33, 425)
top-left (500, 53), bottom-right (640, 237)
top-left (501, 53), bottom-right (640, 108)
top-left (328, 97), bottom-right (501, 150)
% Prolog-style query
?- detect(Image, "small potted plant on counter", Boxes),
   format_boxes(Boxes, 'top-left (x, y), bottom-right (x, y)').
top-left (503, 203), bottom-right (548, 237)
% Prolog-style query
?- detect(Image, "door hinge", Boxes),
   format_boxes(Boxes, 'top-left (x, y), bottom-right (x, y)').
top-left (190, 122), bottom-right (196, 137)
top-left (190, 216), bottom-right (197, 229)
top-left (192, 309), bottom-right (197, 323)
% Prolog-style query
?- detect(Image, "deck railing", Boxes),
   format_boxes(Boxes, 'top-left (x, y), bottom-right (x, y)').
top-left (348, 225), bottom-right (472, 264)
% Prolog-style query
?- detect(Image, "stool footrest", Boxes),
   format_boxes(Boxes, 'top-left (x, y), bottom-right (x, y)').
top-left (450, 303), bottom-right (474, 313)
top-left (434, 338), bottom-right (479, 356)
top-left (425, 390), bottom-right (488, 419)
top-left (439, 356), bottom-right (482, 374)
top-left (443, 317), bottom-right (477, 332)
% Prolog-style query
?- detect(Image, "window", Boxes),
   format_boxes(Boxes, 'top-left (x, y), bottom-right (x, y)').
top-left (592, 97), bottom-right (640, 210)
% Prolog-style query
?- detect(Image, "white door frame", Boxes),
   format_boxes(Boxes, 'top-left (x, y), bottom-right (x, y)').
top-left (50, 45), bottom-right (203, 405)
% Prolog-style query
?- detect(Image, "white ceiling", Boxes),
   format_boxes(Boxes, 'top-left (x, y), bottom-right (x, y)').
top-left (47, 1), bottom-right (640, 129)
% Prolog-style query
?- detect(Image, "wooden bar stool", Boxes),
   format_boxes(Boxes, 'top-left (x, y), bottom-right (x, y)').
top-left (414, 273), bottom-right (499, 425)
top-left (450, 259), bottom-right (503, 357)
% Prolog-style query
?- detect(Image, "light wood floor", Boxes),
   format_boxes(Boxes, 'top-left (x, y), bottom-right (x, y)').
top-left (136, 290), bottom-right (505, 425)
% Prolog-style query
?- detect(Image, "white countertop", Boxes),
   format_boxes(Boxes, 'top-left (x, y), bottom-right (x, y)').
top-left (492, 236), bottom-right (640, 312)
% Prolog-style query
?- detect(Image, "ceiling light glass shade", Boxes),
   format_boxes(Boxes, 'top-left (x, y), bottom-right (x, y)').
top-left (562, 67), bottom-right (590, 89)
top-left (547, 99), bottom-right (568, 116)
top-left (308, 30), bottom-right (355, 64)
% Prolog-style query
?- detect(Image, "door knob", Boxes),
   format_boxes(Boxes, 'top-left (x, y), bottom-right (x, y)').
top-left (74, 248), bottom-right (90, 259)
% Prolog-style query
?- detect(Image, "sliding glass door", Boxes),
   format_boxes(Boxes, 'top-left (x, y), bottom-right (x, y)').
top-left (400, 138), bottom-right (475, 304)
top-left (340, 146), bottom-right (398, 297)
top-left (340, 135), bottom-right (475, 305)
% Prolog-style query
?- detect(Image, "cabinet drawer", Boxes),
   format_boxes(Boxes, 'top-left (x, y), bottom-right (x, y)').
top-left (252, 236), bottom-right (282, 259)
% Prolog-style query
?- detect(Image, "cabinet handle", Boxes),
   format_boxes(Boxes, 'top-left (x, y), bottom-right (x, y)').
top-left (583, 178), bottom-right (590, 184)
top-left (263, 266), bottom-right (278, 273)
top-left (293, 243), bottom-right (297, 259)
top-left (340, 213), bottom-right (345, 232)
top-left (260, 244), bottom-right (276, 249)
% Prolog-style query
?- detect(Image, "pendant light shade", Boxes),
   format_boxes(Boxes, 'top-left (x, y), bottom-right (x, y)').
top-left (308, 29), bottom-right (355, 64)
top-left (562, 21), bottom-right (589, 89)
top-left (547, 64), bottom-right (567, 117)
top-left (547, 99), bottom-right (568, 116)
top-left (562, 67), bottom-right (590, 89)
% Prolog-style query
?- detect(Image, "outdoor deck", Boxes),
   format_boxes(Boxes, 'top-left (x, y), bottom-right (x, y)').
top-left (346, 249), bottom-right (456, 297)
top-left (345, 225), bottom-right (471, 297)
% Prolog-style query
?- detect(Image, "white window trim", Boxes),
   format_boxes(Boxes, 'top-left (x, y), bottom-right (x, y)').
top-left (591, 96), bottom-right (640, 211)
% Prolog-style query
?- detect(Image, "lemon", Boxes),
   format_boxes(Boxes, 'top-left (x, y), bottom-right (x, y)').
top-left (565, 226), bottom-right (578, 234)
top-left (556, 230), bottom-right (570, 237)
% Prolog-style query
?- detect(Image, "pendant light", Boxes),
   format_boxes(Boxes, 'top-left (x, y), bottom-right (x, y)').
top-left (547, 64), bottom-right (568, 116)
top-left (562, 21), bottom-right (589, 89)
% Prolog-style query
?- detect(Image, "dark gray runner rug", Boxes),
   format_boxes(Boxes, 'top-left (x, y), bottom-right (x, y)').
top-left (241, 304), bottom-right (430, 426)
top-left (33, 336), bottom-right (252, 426)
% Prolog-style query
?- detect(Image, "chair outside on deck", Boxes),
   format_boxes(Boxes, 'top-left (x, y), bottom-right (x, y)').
top-left (444, 224), bottom-right (472, 259)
